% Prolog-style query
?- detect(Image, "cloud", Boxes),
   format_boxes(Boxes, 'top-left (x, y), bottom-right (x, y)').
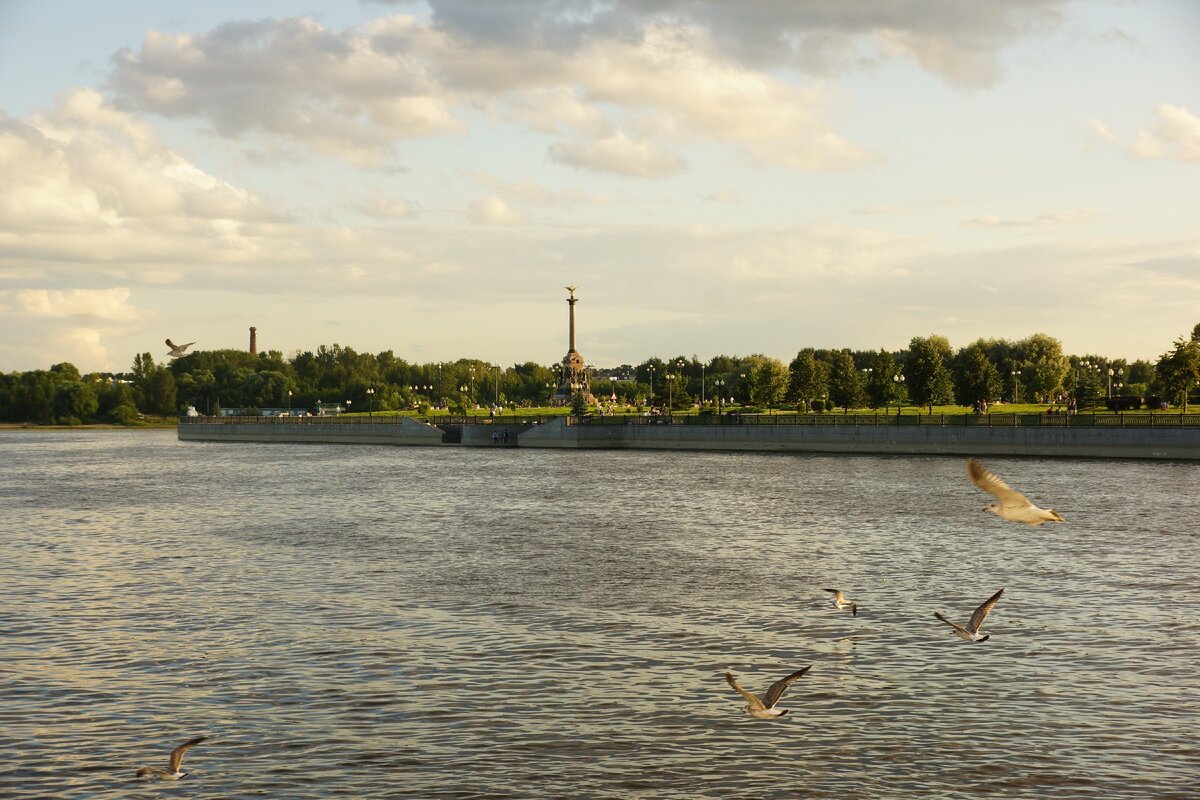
top-left (110, 17), bottom-right (463, 166)
top-left (423, 0), bottom-right (1070, 88)
top-left (1087, 116), bottom-right (1116, 143)
top-left (469, 195), bottom-right (527, 224)
top-left (108, 12), bottom-right (871, 174)
top-left (12, 288), bottom-right (140, 320)
top-left (359, 190), bottom-right (416, 219)
top-left (548, 132), bottom-right (687, 178)
top-left (962, 210), bottom-right (1097, 229)
top-left (1131, 104), bottom-right (1200, 162)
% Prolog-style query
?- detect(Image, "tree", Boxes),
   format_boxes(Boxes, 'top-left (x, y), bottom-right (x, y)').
top-left (828, 350), bottom-right (867, 411)
top-left (744, 355), bottom-right (788, 408)
top-left (954, 343), bottom-right (1002, 406)
top-left (570, 391), bottom-right (588, 417)
top-left (51, 381), bottom-right (98, 424)
top-left (1155, 336), bottom-right (1200, 411)
top-left (906, 336), bottom-right (955, 412)
top-left (865, 350), bottom-right (903, 409)
top-left (1015, 333), bottom-right (1069, 403)
top-left (787, 349), bottom-right (830, 410)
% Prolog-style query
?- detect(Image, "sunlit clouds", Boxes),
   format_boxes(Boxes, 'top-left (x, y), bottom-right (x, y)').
top-left (0, 1), bottom-right (1198, 372)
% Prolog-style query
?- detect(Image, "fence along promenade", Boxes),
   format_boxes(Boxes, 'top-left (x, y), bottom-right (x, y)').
top-left (178, 412), bottom-right (1200, 428)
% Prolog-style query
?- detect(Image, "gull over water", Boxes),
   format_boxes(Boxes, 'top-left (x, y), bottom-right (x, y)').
top-left (825, 589), bottom-right (858, 616)
top-left (967, 458), bottom-right (1065, 526)
top-left (934, 588), bottom-right (1004, 643)
top-left (135, 736), bottom-right (207, 780)
top-left (724, 666), bottom-right (812, 718)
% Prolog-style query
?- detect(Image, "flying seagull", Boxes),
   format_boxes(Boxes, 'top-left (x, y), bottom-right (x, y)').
top-left (825, 589), bottom-right (858, 616)
top-left (934, 588), bottom-right (1004, 642)
top-left (165, 339), bottom-right (196, 358)
top-left (724, 666), bottom-right (812, 718)
top-left (136, 736), bottom-right (207, 780)
top-left (967, 458), bottom-right (1065, 525)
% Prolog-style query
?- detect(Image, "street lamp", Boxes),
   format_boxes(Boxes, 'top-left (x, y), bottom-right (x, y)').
top-left (648, 364), bottom-right (655, 398)
top-left (1012, 370), bottom-right (1022, 404)
top-left (862, 367), bottom-right (873, 410)
top-left (701, 364), bottom-right (706, 405)
top-left (666, 372), bottom-right (676, 415)
top-left (493, 364), bottom-right (501, 406)
top-left (345, 399), bottom-right (352, 416)
top-left (367, 387), bottom-right (375, 417)
top-left (1107, 368), bottom-right (1114, 399)
top-left (287, 390), bottom-right (292, 414)
top-left (714, 378), bottom-right (727, 416)
top-left (893, 373), bottom-right (906, 415)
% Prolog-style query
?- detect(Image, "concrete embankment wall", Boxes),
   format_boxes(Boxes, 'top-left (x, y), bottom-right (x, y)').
top-left (178, 417), bottom-right (444, 446)
top-left (516, 418), bottom-right (1200, 460)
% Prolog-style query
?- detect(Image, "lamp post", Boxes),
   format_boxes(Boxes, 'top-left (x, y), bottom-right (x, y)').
top-left (893, 373), bottom-right (905, 415)
top-left (287, 390), bottom-right (292, 415)
top-left (494, 364), bottom-right (501, 406)
top-left (700, 364), bottom-right (706, 405)
top-left (345, 399), bottom-right (352, 416)
top-left (1107, 368), bottom-right (1114, 400)
top-left (1012, 370), bottom-right (1021, 404)
top-left (367, 387), bottom-right (375, 417)
top-left (862, 367), bottom-right (873, 410)
top-left (714, 378), bottom-right (726, 416)
top-left (666, 372), bottom-right (675, 416)
top-left (648, 364), bottom-right (655, 399)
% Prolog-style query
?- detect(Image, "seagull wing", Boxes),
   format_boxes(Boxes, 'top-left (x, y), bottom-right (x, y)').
top-left (165, 339), bottom-right (177, 349)
top-left (934, 612), bottom-right (973, 637)
top-left (967, 459), bottom-right (1032, 508)
top-left (967, 588), bottom-right (1004, 633)
top-left (762, 665), bottom-right (812, 709)
top-left (725, 672), bottom-right (765, 710)
top-left (168, 736), bottom-right (207, 773)
top-left (824, 589), bottom-right (845, 603)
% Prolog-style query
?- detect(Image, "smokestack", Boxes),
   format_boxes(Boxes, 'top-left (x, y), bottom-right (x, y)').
top-left (249, 326), bottom-right (257, 354)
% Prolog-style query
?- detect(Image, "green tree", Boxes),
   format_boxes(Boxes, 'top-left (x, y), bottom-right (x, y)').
top-left (865, 350), bottom-right (903, 409)
top-left (828, 350), bottom-right (867, 411)
top-left (1155, 336), bottom-right (1200, 411)
top-left (570, 391), bottom-right (588, 417)
top-left (51, 381), bottom-right (99, 424)
top-left (787, 349), bottom-right (830, 410)
top-left (744, 355), bottom-right (788, 408)
top-left (906, 335), bottom-right (955, 412)
top-left (1015, 333), bottom-right (1069, 403)
top-left (954, 343), bottom-right (1003, 406)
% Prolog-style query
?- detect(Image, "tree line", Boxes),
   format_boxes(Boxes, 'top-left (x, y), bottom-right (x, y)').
top-left (2, 325), bottom-right (1198, 425)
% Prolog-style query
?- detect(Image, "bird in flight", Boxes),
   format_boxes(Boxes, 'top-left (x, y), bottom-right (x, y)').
top-left (165, 339), bottom-right (196, 358)
top-left (934, 588), bottom-right (1004, 643)
top-left (136, 736), bottom-right (207, 780)
top-left (825, 588), bottom-right (858, 616)
top-left (967, 458), bottom-right (1065, 525)
top-left (724, 666), bottom-right (812, 718)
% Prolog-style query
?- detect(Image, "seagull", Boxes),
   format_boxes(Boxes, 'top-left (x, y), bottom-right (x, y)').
top-left (165, 339), bottom-right (196, 358)
top-left (824, 589), bottom-right (858, 616)
top-left (934, 588), bottom-right (1004, 642)
top-left (724, 666), bottom-right (812, 718)
top-left (967, 458), bottom-right (1065, 525)
top-left (135, 736), bottom-right (207, 780)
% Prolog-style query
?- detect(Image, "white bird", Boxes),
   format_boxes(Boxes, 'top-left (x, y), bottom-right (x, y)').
top-left (165, 339), bottom-right (196, 358)
top-left (934, 588), bottom-right (1004, 642)
top-left (824, 588), bottom-right (858, 616)
top-left (724, 666), bottom-right (812, 718)
top-left (967, 458), bottom-right (1065, 525)
top-left (136, 736), bottom-right (207, 780)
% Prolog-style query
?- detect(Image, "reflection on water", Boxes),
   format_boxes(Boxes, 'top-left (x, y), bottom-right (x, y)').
top-left (1, 430), bottom-right (1197, 798)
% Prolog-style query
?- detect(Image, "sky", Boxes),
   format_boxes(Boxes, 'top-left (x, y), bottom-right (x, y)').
top-left (1, 0), bottom-right (1198, 373)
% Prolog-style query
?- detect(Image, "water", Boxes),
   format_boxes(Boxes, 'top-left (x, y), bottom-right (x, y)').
top-left (1, 430), bottom-right (1197, 799)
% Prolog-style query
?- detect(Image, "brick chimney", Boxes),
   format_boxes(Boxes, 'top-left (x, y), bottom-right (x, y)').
top-left (249, 326), bottom-right (257, 354)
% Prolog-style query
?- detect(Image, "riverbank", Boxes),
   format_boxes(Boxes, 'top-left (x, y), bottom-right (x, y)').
top-left (178, 415), bottom-right (1200, 460)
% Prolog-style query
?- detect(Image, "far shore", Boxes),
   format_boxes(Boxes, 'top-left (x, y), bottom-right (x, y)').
top-left (0, 422), bottom-right (177, 431)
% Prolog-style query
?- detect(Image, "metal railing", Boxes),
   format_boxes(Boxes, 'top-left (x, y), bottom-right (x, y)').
top-left (178, 414), bottom-right (562, 426)
top-left (575, 412), bottom-right (1200, 428)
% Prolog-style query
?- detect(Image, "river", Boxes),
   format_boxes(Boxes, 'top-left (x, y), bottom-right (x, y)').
top-left (1, 430), bottom-right (1196, 798)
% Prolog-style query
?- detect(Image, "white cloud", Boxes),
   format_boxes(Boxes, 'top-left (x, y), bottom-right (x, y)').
top-left (548, 131), bottom-right (687, 178)
top-left (109, 13), bottom-right (870, 174)
top-left (469, 195), bottom-right (527, 224)
top-left (1087, 116), bottom-right (1116, 143)
top-left (1131, 104), bottom-right (1200, 162)
top-left (962, 210), bottom-right (1097, 229)
top-left (359, 190), bottom-right (416, 219)
top-left (13, 288), bottom-right (140, 320)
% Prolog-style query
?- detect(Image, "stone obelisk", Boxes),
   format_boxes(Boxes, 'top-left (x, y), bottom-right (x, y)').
top-left (559, 286), bottom-right (590, 403)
